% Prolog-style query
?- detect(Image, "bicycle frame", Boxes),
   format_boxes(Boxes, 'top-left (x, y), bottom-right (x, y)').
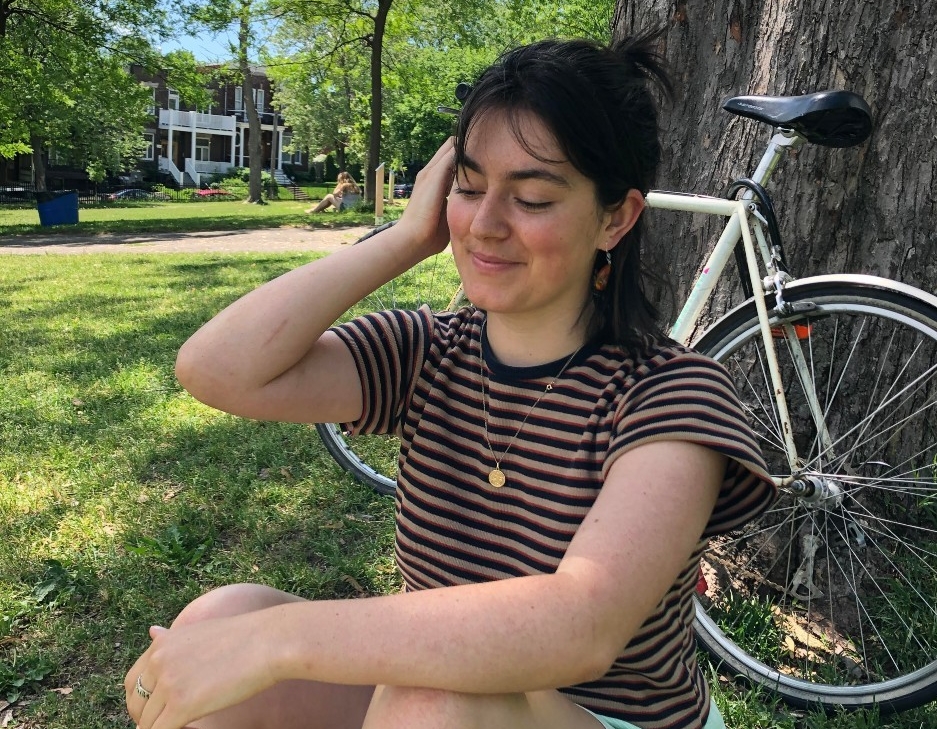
top-left (645, 128), bottom-right (823, 484)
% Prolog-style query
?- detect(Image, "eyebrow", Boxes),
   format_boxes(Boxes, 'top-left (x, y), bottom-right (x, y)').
top-left (460, 153), bottom-right (572, 188)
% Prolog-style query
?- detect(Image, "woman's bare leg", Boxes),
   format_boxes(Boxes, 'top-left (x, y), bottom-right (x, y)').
top-left (146, 583), bottom-right (375, 729)
top-left (307, 194), bottom-right (338, 213)
top-left (363, 685), bottom-right (604, 729)
top-left (129, 584), bottom-right (603, 729)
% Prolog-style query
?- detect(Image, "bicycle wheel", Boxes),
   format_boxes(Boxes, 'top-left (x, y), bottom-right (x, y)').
top-left (693, 274), bottom-right (937, 712)
top-left (315, 225), bottom-right (464, 496)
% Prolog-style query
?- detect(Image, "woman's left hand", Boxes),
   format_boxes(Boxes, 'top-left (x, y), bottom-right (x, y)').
top-left (125, 617), bottom-right (280, 729)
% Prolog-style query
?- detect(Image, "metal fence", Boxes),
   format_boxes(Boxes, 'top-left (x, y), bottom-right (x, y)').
top-left (0, 180), bottom-right (299, 205)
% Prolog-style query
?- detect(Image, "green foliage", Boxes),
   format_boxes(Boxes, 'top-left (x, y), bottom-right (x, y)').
top-left (0, 653), bottom-right (55, 703)
top-left (0, 0), bottom-right (175, 184)
top-left (0, 252), bottom-right (401, 725)
top-left (125, 523), bottom-right (214, 568)
top-left (266, 0), bottom-right (616, 177)
top-left (710, 591), bottom-right (785, 666)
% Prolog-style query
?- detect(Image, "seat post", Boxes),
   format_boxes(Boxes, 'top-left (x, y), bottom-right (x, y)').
top-left (748, 129), bottom-right (805, 191)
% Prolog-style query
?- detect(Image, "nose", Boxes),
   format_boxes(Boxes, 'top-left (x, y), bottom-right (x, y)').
top-left (468, 192), bottom-right (510, 240)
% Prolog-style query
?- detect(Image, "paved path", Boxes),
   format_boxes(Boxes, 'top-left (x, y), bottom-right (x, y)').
top-left (0, 225), bottom-right (375, 255)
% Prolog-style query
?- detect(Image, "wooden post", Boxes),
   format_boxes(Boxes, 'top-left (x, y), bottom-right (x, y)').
top-left (375, 162), bottom-right (385, 224)
top-left (387, 168), bottom-right (395, 206)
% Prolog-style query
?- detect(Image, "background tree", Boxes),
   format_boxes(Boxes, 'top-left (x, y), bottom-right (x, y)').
top-left (185, 0), bottom-right (271, 202)
top-left (267, 13), bottom-right (371, 174)
top-left (0, 0), bottom-right (179, 189)
top-left (269, 0), bottom-right (616, 190)
top-left (611, 0), bottom-right (936, 317)
top-left (265, 0), bottom-right (392, 202)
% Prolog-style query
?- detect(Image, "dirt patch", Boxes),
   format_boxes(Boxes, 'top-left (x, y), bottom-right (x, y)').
top-left (0, 225), bottom-right (375, 255)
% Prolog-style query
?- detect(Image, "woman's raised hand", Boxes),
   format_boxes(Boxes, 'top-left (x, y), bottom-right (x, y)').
top-left (393, 138), bottom-right (456, 259)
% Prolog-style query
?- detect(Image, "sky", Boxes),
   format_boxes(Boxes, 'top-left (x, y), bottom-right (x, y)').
top-left (160, 31), bottom-right (237, 63)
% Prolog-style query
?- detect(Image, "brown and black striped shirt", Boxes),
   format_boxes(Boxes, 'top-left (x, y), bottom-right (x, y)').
top-left (333, 305), bottom-right (774, 729)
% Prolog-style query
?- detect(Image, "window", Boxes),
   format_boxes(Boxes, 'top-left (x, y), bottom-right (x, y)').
top-left (142, 133), bottom-right (155, 161)
top-left (144, 84), bottom-right (157, 115)
top-left (195, 134), bottom-right (210, 162)
top-left (167, 87), bottom-right (180, 111)
top-left (48, 147), bottom-right (67, 166)
top-left (280, 134), bottom-right (292, 164)
top-left (234, 86), bottom-right (264, 112)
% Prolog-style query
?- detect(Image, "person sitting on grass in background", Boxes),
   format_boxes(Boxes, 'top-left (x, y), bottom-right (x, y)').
top-left (125, 30), bottom-right (776, 729)
top-left (306, 171), bottom-right (361, 213)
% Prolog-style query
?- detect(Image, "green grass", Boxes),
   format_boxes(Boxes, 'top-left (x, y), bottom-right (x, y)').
top-left (0, 197), bottom-right (404, 238)
top-left (1, 253), bottom-right (936, 728)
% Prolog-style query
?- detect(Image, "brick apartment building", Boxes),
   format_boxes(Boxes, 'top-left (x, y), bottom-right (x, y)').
top-left (0, 65), bottom-right (309, 189)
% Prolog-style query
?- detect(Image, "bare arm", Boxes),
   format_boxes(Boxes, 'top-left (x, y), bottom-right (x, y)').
top-left (175, 141), bottom-right (455, 424)
top-left (131, 441), bottom-right (724, 728)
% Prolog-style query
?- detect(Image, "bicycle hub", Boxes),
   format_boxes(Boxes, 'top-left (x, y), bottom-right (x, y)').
top-left (789, 474), bottom-right (844, 510)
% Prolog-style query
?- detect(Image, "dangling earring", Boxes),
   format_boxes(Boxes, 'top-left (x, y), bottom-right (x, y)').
top-left (594, 246), bottom-right (612, 292)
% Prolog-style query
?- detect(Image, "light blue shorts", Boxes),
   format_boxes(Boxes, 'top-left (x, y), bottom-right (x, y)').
top-left (579, 698), bottom-right (726, 729)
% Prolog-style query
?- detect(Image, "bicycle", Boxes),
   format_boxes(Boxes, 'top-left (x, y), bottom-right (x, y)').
top-left (316, 89), bottom-right (937, 714)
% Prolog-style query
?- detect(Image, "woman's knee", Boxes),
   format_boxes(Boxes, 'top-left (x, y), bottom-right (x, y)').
top-left (172, 583), bottom-right (305, 627)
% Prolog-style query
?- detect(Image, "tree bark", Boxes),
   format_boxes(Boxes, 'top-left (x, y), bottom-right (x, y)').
top-left (612, 0), bottom-right (937, 325)
top-left (365, 0), bottom-right (392, 204)
top-left (239, 10), bottom-right (264, 203)
top-left (30, 135), bottom-right (47, 192)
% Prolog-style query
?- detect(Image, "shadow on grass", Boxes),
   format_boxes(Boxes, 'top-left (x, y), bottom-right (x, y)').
top-left (0, 250), bottom-right (403, 726)
top-left (0, 254), bottom-right (320, 371)
top-left (2, 384), bottom-right (396, 728)
top-left (0, 205), bottom-right (401, 240)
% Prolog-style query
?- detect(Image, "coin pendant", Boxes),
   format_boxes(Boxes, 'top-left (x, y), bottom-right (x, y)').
top-left (488, 468), bottom-right (506, 488)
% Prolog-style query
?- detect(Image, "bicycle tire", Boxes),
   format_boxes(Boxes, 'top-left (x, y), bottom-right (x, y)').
top-left (692, 274), bottom-right (937, 712)
top-left (315, 223), bottom-right (464, 495)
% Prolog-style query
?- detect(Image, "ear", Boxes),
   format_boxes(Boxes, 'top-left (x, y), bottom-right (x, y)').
top-left (600, 189), bottom-right (646, 252)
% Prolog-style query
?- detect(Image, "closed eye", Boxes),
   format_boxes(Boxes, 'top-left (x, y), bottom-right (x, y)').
top-left (516, 198), bottom-right (552, 211)
top-left (453, 185), bottom-right (482, 198)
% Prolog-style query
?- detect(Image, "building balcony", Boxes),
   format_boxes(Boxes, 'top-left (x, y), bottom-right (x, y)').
top-left (159, 109), bottom-right (236, 134)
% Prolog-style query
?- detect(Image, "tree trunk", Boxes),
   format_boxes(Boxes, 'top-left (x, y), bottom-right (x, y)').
top-left (30, 135), bottom-right (47, 192)
top-left (612, 0), bottom-right (937, 323)
top-left (239, 11), bottom-right (264, 204)
top-left (336, 142), bottom-right (346, 172)
top-left (365, 0), bottom-right (392, 204)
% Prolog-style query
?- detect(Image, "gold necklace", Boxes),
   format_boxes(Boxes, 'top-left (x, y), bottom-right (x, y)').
top-left (480, 321), bottom-right (584, 488)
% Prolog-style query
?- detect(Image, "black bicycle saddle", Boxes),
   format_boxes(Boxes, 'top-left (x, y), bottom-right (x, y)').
top-left (723, 90), bottom-right (872, 148)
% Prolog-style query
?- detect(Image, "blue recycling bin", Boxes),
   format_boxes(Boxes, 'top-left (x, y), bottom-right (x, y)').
top-left (37, 191), bottom-right (79, 226)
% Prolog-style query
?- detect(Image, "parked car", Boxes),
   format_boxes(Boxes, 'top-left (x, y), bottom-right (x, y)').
top-left (393, 182), bottom-right (413, 198)
top-left (106, 188), bottom-right (170, 201)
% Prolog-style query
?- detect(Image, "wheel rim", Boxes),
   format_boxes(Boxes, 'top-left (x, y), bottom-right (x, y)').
top-left (697, 289), bottom-right (937, 705)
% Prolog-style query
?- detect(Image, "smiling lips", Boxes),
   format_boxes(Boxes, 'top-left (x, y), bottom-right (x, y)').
top-left (471, 251), bottom-right (520, 271)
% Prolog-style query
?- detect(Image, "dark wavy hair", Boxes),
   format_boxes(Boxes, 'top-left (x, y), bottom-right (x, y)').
top-left (454, 30), bottom-right (673, 348)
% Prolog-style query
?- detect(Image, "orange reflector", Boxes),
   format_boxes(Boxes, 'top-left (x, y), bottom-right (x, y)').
top-left (696, 565), bottom-right (708, 596)
top-left (771, 323), bottom-right (813, 340)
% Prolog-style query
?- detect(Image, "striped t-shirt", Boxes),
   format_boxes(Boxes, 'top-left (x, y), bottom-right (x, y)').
top-left (333, 305), bottom-right (775, 729)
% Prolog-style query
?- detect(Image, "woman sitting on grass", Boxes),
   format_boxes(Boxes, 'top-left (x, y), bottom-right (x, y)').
top-left (306, 171), bottom-right (361, 213)
top-left (125, 31), bottom-right (775, 729)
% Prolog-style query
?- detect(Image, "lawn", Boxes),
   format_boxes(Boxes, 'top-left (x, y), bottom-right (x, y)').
top-left (1, 253), bottom-right (935, 728)
top-left (0, 197), bottom-right (404, 238)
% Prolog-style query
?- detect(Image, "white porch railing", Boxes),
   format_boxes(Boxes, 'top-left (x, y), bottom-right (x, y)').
top-left (184, 158), bottom-right (201, 187)
top-left (158, 156), bottom-right (183, 185)
top-left (193, 160), bottom-right (234, 175)
top-left (159, 109), bottom-right (236, 133)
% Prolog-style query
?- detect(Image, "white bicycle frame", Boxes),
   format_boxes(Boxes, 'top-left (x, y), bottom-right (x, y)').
top-left (645, 128), bottom-right (824, 484)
